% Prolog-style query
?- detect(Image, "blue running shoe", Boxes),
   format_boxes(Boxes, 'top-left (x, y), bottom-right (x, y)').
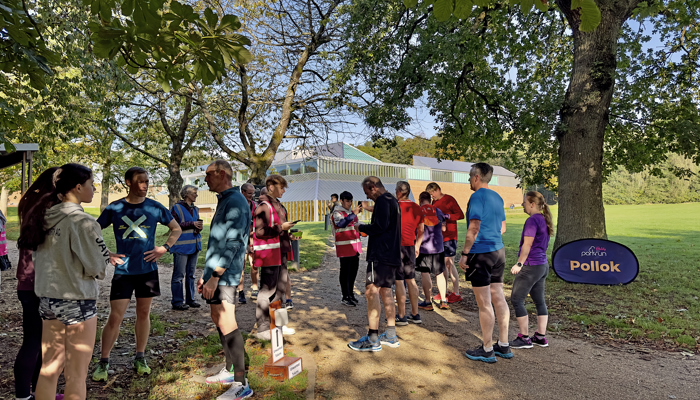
top-left (216, 379), bottom-right (253, 400)
top-left (465, 346), bottom-right (497, 363)
top-left (395, 315), bottom-right (408, 326)
top-left (378, 332), bottom-right (400, 348)
top-left (493, 343), bottom-right (513, 359)
top-left (348, 335), bottom-right (382, 352)
top-left (407, 313), bottom-right (422, 324)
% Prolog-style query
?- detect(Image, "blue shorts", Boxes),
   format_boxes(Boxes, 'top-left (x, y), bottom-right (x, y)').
top-left (443, 240), bottom-right (457, 258)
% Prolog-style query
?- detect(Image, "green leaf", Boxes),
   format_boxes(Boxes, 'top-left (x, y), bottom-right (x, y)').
top-left (521, 0), bottom-right (534, 14)
top-left (204, 8), bottom-right (218, 27)
top-left (122, 0), bottom-right (135, 16)
top-left (534, 0), bottom-right (549, 12)
top-left (403, 0), bottom-right (419, 7)
top-left (578, 0), bottom-right (601, 31)
top-left (433, 0), bottom-right (454, 21)
top-left (218, 14), bottom-right (241, 31)
top-left (156, 74), bottom-right (171, 92)
top-left (454, 0), bottom-right (473, 19)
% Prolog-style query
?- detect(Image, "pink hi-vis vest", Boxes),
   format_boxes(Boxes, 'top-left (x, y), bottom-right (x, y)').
top-left (252, 201), bottom-right (293, 267)
top-left (332, 210), bottom-right (362, 258)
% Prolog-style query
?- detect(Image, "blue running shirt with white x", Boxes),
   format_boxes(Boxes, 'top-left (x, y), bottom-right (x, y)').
top-left (97, 198), bottom-right (174, 275)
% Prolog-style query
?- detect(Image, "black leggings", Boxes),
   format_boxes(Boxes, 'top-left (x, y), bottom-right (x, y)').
top-left (15, 290), bottom-right (42, 398)
top-left (255, 260), bottom-right (289, 332)
top-left (510, 263), bottom-right (549, 318)
top-left (339, 254), bottom-right (359, 299)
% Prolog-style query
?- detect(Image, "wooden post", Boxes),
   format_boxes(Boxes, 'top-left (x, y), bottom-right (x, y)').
top-left (262, 300), bottom-right (302, 382)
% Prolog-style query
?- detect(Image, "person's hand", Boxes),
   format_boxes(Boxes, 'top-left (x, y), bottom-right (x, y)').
top-left (352, 205), bottom-right (362, 215)
top-left (291, 235), bottom-right (300, 241)
top-left (194, 221), bottom-right (204, 230)
top-left (202, 277), bottom-right (219, 299)
top-left (144, 246), bottom-right (167, 262)
top-left (415, 248), bottom-right (420, 258)
top-left (361, 201), bottom-right (370, 209)
top-left (281, 221), bottom-right (296, 230)
top-left (109, 252), bottom-right (125, 266)
top-left (443, 214), bottom-right (450, 220)
top-left (196, 278), bottom-right (204, 294)
top-left (511, 264), bottom-right (522, 275)
top-left (458, 255), bottom-right (469, 272)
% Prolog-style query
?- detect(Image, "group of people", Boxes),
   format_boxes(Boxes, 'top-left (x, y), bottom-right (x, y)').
top-left (11, 160), bottom-right (303, 400)
top-left (8, 158), bottom-right (553, 400)
top-left (335, 163), bottom-right (553, 364)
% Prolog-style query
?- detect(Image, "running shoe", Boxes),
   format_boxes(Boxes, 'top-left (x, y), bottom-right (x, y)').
top-left (348, 335), bottom-right (382, 352)
top-left (255, 330), bottom-right (271, 341)
top-left (407, 313), bottom-right (422, 324)
top-left (418, 300), bottom-right (434, 311)
top-left (350, 294), bottom-right (360, 303)
top-left (238, 291), bottom-right (247, 304)
top-left (439, 301), bottom-right (450, 310)
top-left (446, 293), bottom-right (463, 303)
top-left (465, 346), bottom-right (497, 363)
top-left (530, 332), bottom-right (549, 347)
top-left (432, 293), bottom-right (449, 302)
top-left (206, 367), bottom-right (237, 385)
top-left (510, 333), bottom-right (533, 349)
top-left (187, 301), bottom-right (201, 308)
top-left (282, 326), bottom-right (296, 335)
top-left (133, 358), bottom-right (151, 375)
top-left (216, 379), bottom-right (253, 400)
top-left (341, 298), bottom-right (356, 307)
top-left (493, 343), bottom-right (513, 359)
top-left (378, 332), bottom-right (400, 348)
top-left (285, 299), bottom-right (294, 309)
top-left (91, 361), bottom-right (109, 382)
top-left (395, 315), bottom-right (408, 326)
top-left (172, 303), bottom-right (190, 310)
top-left (251, 290), bottom-right (259, 300)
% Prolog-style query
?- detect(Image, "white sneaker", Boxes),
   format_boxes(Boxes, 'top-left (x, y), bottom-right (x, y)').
top-left (255, 330), bottom-right (271, 340)
top-left (216, 379), bottom-right (253, 400)
top-left (206, 367), bottom-right (236, 384)
top-left (282, 326), bottom-right (296, 335)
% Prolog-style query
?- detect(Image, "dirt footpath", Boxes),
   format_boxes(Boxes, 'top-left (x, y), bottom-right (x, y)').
top-left (2, 238), bottom-right (700, 400)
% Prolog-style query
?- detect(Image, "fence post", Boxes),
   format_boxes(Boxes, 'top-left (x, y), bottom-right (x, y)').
top-left (313, 199), bottom-right (319, 222)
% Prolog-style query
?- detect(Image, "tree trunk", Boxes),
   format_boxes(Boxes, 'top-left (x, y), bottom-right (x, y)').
top-left (167, 148), bottom-right (184, 209)
top-left (553, 1), bottom-right (633, 250)
top-left (100, 157), bottom-right (112, 212)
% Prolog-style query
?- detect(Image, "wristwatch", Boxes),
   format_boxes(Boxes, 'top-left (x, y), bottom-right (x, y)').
top-left (162, 243), bottom-right (171, 252)
top-left (461, 252), bottom-right (469, 256)
top-left (212, 270), bottom-right (223, 278)
top-left (516, 262), bottom-right (523, 267)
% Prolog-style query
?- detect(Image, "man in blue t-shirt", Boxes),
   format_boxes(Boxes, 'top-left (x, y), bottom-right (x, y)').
top-left (92, 167), bottom-right (181, 381)
top-left (458, 162), bottom-right (512, 364)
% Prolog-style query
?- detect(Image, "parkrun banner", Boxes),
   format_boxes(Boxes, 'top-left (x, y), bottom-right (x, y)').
top-left (552, 239), bottom-right (639, 285)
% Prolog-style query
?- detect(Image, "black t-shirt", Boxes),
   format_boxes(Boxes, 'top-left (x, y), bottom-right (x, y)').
top-left (358, 192), bottom-right (401, 266)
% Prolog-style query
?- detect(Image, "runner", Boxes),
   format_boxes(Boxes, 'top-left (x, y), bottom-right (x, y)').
top-left (236, 183), bottom-right (257, 305)
top-left (198, 160), bottom-right (254, 400)
top-left (509, 191), bottom-right (553, 349)
top-left (14, 167), bottom-right (57, 400)
top-left (458, 163), bottom-right (511, 363)
top-left (331, 191), bottom-right (363, 306)
top-left (169, 185), bottom-right (203, 310)
top-left (20, 164), bottom-right (123, 399)
top-left (425, 182), bottom-right (464, 304)
top-left (253, 175), bottom-right (297, 340)
top-left (92, 167), bottom-right (182, 381)
top-left (348, 176), bottom-right (401, 352)
top-left (416, 191), bottom-right (450, 311)
top-left (394, 181), bottom-right (423, 325)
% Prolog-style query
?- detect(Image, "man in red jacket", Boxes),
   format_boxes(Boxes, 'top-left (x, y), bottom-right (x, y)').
top-left (426, 182), bottom-right (464, 303)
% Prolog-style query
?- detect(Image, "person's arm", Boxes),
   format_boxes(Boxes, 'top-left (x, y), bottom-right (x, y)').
top-left (96, 207), bottom-right (112, 229)
top-left (458, 220), bottom-right (481, 271)
top-left (501, 220), bottom-right (507, 235)
top-left (414, 222), bottom-right (424, 257)
top-left (170, 206), bottom-right (195, 230)
top-left (451, 197), bottom-right (465, 221)
top-left (358, 198), bottom-right (390, 236)
top-left (255, 203), bottom-right (282, 239)
top-left (73, 219), bottom-right (123, 280)
top-left (511, 236), bottom-right (534, 275)
top-left (144, 219), bottom-right (181, 262)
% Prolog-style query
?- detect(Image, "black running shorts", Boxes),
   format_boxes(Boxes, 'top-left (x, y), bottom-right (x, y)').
top-left (110, 270), bottom-right (161, 300)
top-left (396, 246), bottom-right (416, 281)
top-left (366, 261), bottom-right (397, 289)
top-left (203, 285), bottom-right (236, 305)
top-left (465, 248), bottom-right (506, 288)
top-left (416, 252), bottom-right (446, 276)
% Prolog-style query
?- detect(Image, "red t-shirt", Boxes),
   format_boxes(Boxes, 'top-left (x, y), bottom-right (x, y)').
top-left (432, 194), bottom-right (464, 242)
top-left (399, 200), bottom-right (423, 246)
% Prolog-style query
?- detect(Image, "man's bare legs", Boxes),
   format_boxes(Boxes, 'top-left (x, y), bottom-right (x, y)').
top-left (445, 256), bottom-right (460, 296)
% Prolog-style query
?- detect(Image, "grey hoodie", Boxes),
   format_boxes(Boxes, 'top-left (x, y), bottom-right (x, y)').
top-left (34, 202), bottom-right (109, 300)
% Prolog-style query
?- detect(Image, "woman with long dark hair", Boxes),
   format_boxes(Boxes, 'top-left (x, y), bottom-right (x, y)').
top-left (14, 167), bottom-right (58, 400)
top-left (19, 164), bottom-right (122, 400)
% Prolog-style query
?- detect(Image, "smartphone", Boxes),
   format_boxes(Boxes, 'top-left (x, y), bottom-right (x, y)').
top-left (290, 219), bottom-right (301, 224)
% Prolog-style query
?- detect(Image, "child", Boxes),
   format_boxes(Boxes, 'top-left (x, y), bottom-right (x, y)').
top-left (331, 191), bottom-right (363, 306)
top-left (415, 191), bottom-right (449, 311)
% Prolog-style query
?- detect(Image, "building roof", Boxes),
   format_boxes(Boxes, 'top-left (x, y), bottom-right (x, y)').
top-left (272, 142), bottom-right (380, 165)
top-left (412, 156), bottom-right (516, 177)
top-left (280, 179), bottom-right (413, 202)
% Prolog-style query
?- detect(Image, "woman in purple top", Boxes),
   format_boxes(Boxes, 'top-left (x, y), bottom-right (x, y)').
top-left (14, 167), bottom-right (59, 400)
top-left (509, 191), bottom-right (554, 350)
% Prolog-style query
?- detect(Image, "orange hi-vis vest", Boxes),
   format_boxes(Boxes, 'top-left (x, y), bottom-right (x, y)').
top-left (332, 210), bottom-right (362, 258)
top-left (253, 201), bottom-right (282, 267)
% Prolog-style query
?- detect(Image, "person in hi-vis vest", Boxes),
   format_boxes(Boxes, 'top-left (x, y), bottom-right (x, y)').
top-left (169, 185), bottom-right (204, 310)
top-left (332, 191), bottom-right (364, 307)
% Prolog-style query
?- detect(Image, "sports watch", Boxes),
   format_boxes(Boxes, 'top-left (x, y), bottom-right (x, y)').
top-left (162, 243), bottom-right (171, 252)
top-left (516, 262), bottom-right (523, 267)
top-left (212, 270), bottom-right (223, 278)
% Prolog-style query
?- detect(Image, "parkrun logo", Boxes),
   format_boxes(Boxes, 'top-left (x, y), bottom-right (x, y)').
top-left (570, 260), bottom-right (620, 272)
top-left (581, 246), bottom-right (607, 257)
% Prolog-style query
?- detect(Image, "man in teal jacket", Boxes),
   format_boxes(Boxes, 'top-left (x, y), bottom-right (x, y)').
top-left (197, 160), bottom-right (253, 400)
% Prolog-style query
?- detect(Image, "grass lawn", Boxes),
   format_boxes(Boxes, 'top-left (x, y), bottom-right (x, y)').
top-left (456, 203), bottom-right (700, 349)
